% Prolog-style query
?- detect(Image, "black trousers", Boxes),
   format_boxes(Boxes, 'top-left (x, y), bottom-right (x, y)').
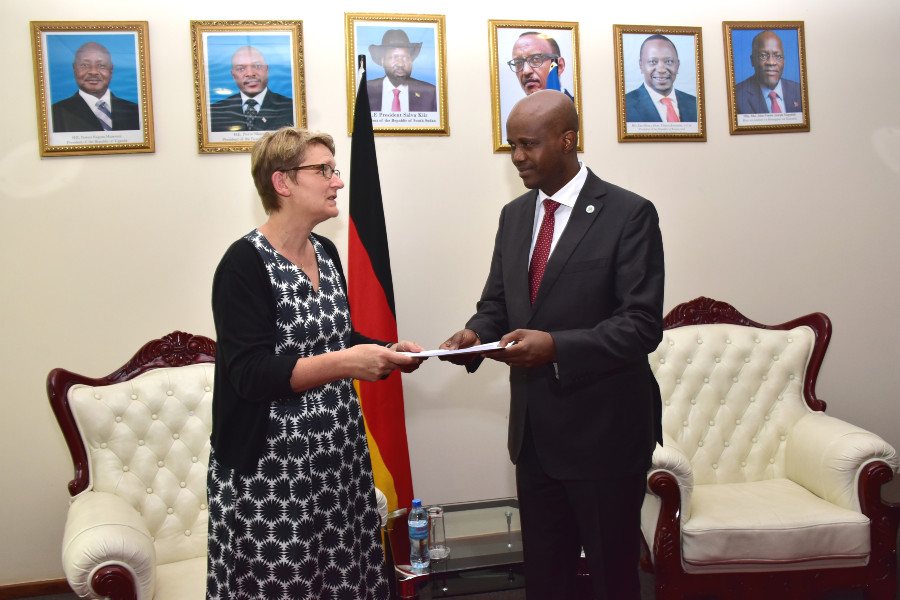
top-left (515, 423), bottom-right (646, 600)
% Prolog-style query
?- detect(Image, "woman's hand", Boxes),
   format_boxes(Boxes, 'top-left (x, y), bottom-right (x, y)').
top-left (391, 340), bottom-right (426, 373)
top-left (346, 344), bottom-right (423, 381)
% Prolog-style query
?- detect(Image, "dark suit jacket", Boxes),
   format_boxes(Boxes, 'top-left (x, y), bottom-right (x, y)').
top-left (735, 76), bottom-right (803, 114)
top-left (367, 77), bottom-right (437, 112)
top-left (625, 84), bottom-right (697, 123)
top-left (209, 90), bottom-right (294, 132)
top-left (51, 92), bottom-right (140, 132)
top-left (466, 169), bottom-right (665, 479)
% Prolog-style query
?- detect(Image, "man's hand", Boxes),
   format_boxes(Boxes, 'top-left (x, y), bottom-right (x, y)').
top-left (438, 329), bottom-right (481, 365)
top-left (487, 329), bottom-right (556, 368)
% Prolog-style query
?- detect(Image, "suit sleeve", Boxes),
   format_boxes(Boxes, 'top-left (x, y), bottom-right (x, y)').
top-left (552, 198), bottom-right (665, 386)
top-left (212, 240), bottom-right (299, 402)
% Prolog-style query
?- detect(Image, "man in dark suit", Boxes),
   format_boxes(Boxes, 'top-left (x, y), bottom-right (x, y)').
top-left (366, 29), bottom-right (437, 112)
top-left (442, 90), bottom-right (664, 600)
top-left (209, 46), bottom-right (294, 132)
top-left (625, 34), bottom-right (697, 123)
top-left (735, 30), bottom-right (803, 114)
top-left (51, 41), bottom-right (140, 132)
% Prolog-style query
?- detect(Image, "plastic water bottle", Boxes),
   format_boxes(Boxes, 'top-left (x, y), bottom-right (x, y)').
top-left (408, 499), bottom-right (430, 571)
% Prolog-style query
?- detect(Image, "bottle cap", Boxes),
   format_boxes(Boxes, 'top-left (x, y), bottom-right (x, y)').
top-left (412, 499), bottom-right (422, 508)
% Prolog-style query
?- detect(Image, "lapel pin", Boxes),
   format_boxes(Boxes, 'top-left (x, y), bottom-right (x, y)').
top-left (415, 92), bottom-right (421, 98)
top-left (586, 205), bottom-right (595, 214)
top-left (262, 117), bottom-right (267, 123)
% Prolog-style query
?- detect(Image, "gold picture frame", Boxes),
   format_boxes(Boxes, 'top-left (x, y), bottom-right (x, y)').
top-left (30, 21), bottom-right (154, 157)
top-left (191, 20), bottom-right (306, 154)
top-left (488, 20), bottom-right (583, 153)
top-left (724, 21), bottom-right (809, 135)
top-left (613, 24), bottom-right (706, 143)
top-left (345, 13), bottom-right (448, 136)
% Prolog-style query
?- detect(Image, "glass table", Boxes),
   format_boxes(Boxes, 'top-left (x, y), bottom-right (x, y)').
top-left (384, 498), bottom-right (524, 599)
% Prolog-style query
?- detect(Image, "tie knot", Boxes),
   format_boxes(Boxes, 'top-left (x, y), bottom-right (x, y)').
top-left (246, 98), bottom-right (258, 108)
top-left (543, 199), bottom-right (561, 214)
top-left (660, 98), bottom-right (673, 106)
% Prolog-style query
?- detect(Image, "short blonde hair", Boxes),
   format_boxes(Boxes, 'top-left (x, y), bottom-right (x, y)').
top-left (250, 127), bottom-right (336, 214)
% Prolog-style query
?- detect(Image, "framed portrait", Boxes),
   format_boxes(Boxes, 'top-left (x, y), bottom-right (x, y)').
top-left (613, 25), bottom-right (706, 143)
top-left (30, 21), bottom-right (154, 157)
top-left (191, 20), bottom-right (306, 154)
top-left (345, 13), bottom-right (448, 136)
top-left (724, 21), bottom-right (809, 135)
top-left (489, 20), bottom-right (583, 153)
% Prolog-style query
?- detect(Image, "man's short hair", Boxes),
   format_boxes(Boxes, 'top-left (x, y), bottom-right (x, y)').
top-left (639, 34), bottom-right (679, 59)
top-left (518, 32), bottom-right (561, 57)
top-left (251, 127), bottom-right (336, 214)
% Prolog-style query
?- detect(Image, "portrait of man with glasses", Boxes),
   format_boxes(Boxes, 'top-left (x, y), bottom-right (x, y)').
top-left (493, 25), bottom-right (579, 150)
top-left (507, 32), bottom-right (574, 100)
top-left (734, 30), bottom-right (803, 115)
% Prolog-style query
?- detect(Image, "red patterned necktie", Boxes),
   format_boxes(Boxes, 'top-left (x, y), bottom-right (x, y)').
top-left (768, 91), bottom-right (782, 114)
top-left (660, 97), bottom-right (679, 122)
top-left (528, 199), bottom-right (561, 304)
top-left (392, 89), bottom-right (401, 112)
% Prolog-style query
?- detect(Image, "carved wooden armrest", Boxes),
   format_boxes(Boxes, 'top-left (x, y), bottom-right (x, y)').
top-left (62, 491), bottom-right (155, 600)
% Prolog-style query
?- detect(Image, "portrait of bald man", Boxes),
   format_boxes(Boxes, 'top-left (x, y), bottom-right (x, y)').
top-left (209, 45), bottom-right (294, 132)
top-left (50, 41), bottom-right (140, 133)
top-left (735, 30), bottom-right (803, 115)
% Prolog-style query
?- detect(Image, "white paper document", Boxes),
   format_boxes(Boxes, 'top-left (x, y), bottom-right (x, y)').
top-left (397, 341), bottom-right (510, 358)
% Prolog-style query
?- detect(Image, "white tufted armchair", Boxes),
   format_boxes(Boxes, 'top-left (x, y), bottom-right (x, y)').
top-left (641, 297), bottom-right (900, 600)
top-left (48, 331), bottom-right (217, 600)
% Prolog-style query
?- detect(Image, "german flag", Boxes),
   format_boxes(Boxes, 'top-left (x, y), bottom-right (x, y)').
top-left (348, 55), bottom-right (414, 514)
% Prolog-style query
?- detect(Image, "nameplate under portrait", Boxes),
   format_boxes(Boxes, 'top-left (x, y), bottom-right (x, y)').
top-left (31, 21), bottom-right (154, 157)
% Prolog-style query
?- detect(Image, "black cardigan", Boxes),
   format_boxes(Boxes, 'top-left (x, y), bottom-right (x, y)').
top-left (210, 233), bottom-right (385, 473)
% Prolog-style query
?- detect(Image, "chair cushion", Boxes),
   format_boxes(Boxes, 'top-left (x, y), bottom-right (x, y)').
top-left (682, 478), bottom-right (870, 573)
top-left (154, 556), bottom-right (207, 600)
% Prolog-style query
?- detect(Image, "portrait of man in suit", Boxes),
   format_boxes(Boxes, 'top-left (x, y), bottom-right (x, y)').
top-left (209, 45), bottom-right (295, 132)
top-left (442, 89), bottom-right (664, 600)
top-left (624, 34), bottom-right (697, 123)
top-left (735, 30), bottom-right (803, 115)
top-left (492, 23), bottom-right (581, 151)
top-left (508, 32), bottom-right (574, 100)
top-left (50, 41), bottom-right (140, 133)
top-left (366, 29), bottom-right (437, 113)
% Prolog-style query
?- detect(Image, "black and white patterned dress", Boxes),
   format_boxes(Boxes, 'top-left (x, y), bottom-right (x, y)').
top-left (207, 231), bottom-right (389, 600)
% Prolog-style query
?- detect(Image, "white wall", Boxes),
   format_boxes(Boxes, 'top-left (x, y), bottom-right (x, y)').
top-left (2, 0), bottom-right (898, 586)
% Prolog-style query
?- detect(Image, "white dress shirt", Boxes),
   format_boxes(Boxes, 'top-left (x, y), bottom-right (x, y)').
top-left (528, 161), bottom-right (588, 262)
top-left (644, 85), bottom-right (681, 122)
top-left (380, 82), bottom-right (408, 112)
top-left (79, 89), bottom-right (112, 123)
top-left (759, 80), bottom-right (786, 113)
